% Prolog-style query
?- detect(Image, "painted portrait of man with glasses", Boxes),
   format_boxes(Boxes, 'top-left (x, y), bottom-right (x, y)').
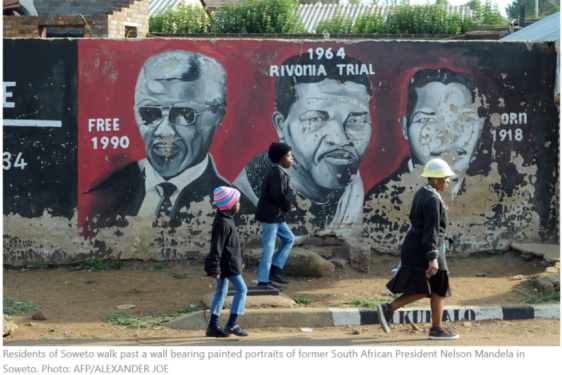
top-left (84, 50), bottom-right (251, 233)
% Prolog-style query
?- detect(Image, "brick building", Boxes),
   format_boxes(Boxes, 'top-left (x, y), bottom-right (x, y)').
top-left (3, 0), bottom-right (150, 38)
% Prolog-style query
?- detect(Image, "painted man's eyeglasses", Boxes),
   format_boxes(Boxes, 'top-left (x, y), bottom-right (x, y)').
top-left (135, 105), bottom-right (219, 127)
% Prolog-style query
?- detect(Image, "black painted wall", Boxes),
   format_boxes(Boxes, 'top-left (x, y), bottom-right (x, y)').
top-left (3, 39), bottom-right (78, 219)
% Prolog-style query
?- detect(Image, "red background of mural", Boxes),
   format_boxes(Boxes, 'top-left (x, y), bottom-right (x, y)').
top-left (77, 39), bottom-right (487, 229)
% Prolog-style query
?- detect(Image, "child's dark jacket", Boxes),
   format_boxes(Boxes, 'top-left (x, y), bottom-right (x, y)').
top-left (255, 164), bottom-right (292, 223)
top-left (204, 209), bottom-right (243, 278)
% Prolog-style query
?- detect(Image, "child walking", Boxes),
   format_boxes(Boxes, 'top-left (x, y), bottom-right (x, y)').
top-left (377, 159), bottom-right (459, 340)
top-left (255, 142), bottom-right (296, 290)
top-left (204, 186), bottom-right (248, 338)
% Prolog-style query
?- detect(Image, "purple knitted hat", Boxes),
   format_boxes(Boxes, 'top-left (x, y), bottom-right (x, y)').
top-left (214, 186), bottom-right (241, 211)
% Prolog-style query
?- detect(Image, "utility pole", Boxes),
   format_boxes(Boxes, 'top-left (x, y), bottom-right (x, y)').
top-left (535, 0), bottom-right (539, 17)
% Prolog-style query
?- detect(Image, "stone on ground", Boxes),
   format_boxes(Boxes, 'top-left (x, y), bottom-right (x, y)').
top-left (510, 243), bottom-right (560, 262)
top-left (308, 248), bottom-right (333, 259)
top-left (521, 253), bottom-right (534, 261)
top-left (349, 245), bottom-right (370, 273)
top-left (244, 248), bottom-right (335, 277)
top-left (330, 258), bottom-right (348, 269)
top-left (3, 315), bottom-right (18, 337)
top-left (534, 278), bottom-right (555, 294)
top-left (31, 311), bottom-right (46, 321)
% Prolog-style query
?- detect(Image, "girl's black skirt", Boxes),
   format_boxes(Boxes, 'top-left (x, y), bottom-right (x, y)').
top-left (386, 267), bottom-right (451, 298)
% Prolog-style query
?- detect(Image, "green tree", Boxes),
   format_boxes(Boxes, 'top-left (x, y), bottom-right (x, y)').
top-left (149, 4), bottom-right (211, 34)
top-left (463, 0), bottom-right (481, 11)
top-left (479, 0), bottom-right (504, 24)
top-left (505, 0), bottom-right (560, 19)
top-left (212, 0), bottom-right (306, 33)
top-left (354, 8), bottom-right (384, 33)
top-left (315, 12), bottom-right (354, 33)
top-left (435, 0), bottom-right (450, 6)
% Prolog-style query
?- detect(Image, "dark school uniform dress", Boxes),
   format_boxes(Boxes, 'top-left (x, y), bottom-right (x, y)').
top-left (386, 184), bottom-right (452, 298)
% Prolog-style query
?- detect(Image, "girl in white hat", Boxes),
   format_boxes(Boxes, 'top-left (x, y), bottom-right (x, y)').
top-left (377, 159), bottom-right (459, 340)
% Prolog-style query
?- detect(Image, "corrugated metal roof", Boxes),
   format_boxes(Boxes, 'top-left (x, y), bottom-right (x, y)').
top-left (150, 0), bottom-right (181, 16)
top-left (150, 0), bottom-right (206, 16)
top-left (300, 4), bottom-right (475, 33)
top-left (502, 12), bottom-right (560, 42)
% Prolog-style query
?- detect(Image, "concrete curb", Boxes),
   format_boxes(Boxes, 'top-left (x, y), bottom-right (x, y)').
top-left (164, 304), bottom-right (560, 330)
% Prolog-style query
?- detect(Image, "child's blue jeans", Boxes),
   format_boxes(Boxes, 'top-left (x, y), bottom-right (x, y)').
top-left (258, 222), bottom-right (295, 283)
top-left (209, 275), bottom-right (247, 316)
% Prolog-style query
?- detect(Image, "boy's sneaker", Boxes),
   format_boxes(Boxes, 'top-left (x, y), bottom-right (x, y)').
top-left (428, 326), bottom-right (460, 340)
top-left (225, 324), bottom-right (249, 337)
top-left (206, 327), bottom-right (230, 338)
top-left (377, 303), bottom-right (394, 334)
top-left (269, 274), bottom-right (289, 284)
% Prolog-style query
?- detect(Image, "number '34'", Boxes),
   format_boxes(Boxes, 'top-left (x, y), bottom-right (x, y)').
top-left (3, 152), bottom-right (27, 170)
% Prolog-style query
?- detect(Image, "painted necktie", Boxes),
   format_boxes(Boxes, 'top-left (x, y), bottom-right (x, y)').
top-left (153, 182), bottom-right (177, 228)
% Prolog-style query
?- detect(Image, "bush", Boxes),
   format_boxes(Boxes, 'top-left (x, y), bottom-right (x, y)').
top-left (382, 5), bottom-right (476, 34)
top-left (354, 9), bottom-right (384, 34)
top-left (324, 4), bottom-right (480, 35)
top-left (147, 1), bottom-right (503, 35)
top-left (315, 13), bottom-right (354, 34)
top-left (150, 4), bottom-right (211, 34)
top-left (211, 0), bottom-right (306, 34)
top-left (477, 0), bottom-right (505, 25)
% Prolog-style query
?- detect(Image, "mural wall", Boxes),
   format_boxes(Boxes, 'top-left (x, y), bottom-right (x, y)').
top-left (3, 39), bottom-right (79, 264)
top-left (3, 38), bottom-right (559, 266)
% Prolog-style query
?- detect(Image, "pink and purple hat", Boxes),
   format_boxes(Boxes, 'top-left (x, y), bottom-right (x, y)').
top-left (214, 186), bottom-right (241, 211)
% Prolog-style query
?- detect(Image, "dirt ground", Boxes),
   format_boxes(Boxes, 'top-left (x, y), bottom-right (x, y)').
top-left (3, 250), bottom-right (559, 342)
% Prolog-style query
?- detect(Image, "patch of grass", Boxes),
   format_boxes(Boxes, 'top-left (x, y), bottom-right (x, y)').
top-left (152, 263), bottom-right (169, 272)
top-left (106, 307), bottom-right (201, 329)
top-left (3, 296), bottom-right (38, 315)
top-left (350, 296), bottom-right (390, 308)
top-left (350, 294), bottom-right (417, 309)
top-left (173, 307), bottom-right (200, 316)
top-left (294, 297), bottom-right (314, 308)
top-left (482, 245), bottom-right (503, 257)
top-left (170, 273), bottom-right (190, 279)
top-left (328, 303), bottom-right (347, 308)
top-left (522, 278), bottom-right (560, 304)
top-left (113, 259), bottom-right (124, 270)
top-left (248, 305), bottom-right (261, 309)
top-left (524, 288), bottom-right (560, 304)
top-left (26, 259), bottom-right (48, 271)
top-left (70, 258), bottom-right (112, 272)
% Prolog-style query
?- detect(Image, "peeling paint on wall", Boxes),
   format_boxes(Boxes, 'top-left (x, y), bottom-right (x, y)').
top-left (2, 38), bottom-right (559, 266)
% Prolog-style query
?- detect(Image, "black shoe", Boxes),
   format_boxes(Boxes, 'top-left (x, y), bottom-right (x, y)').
top-left (257, 282), bottom-right (283, 291)
top-left (206, 327), bottom-right (230, 338)
top-left (269, 274), bottom-right (289, 284)
top-left (377, 303), bottom-right (394, 334)
top-left (268, 282), bottom-right (283, 291)
top-left (225, 324), bottom-right (249, 337)
top-left (428, 326), bottom-right (460, 340)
